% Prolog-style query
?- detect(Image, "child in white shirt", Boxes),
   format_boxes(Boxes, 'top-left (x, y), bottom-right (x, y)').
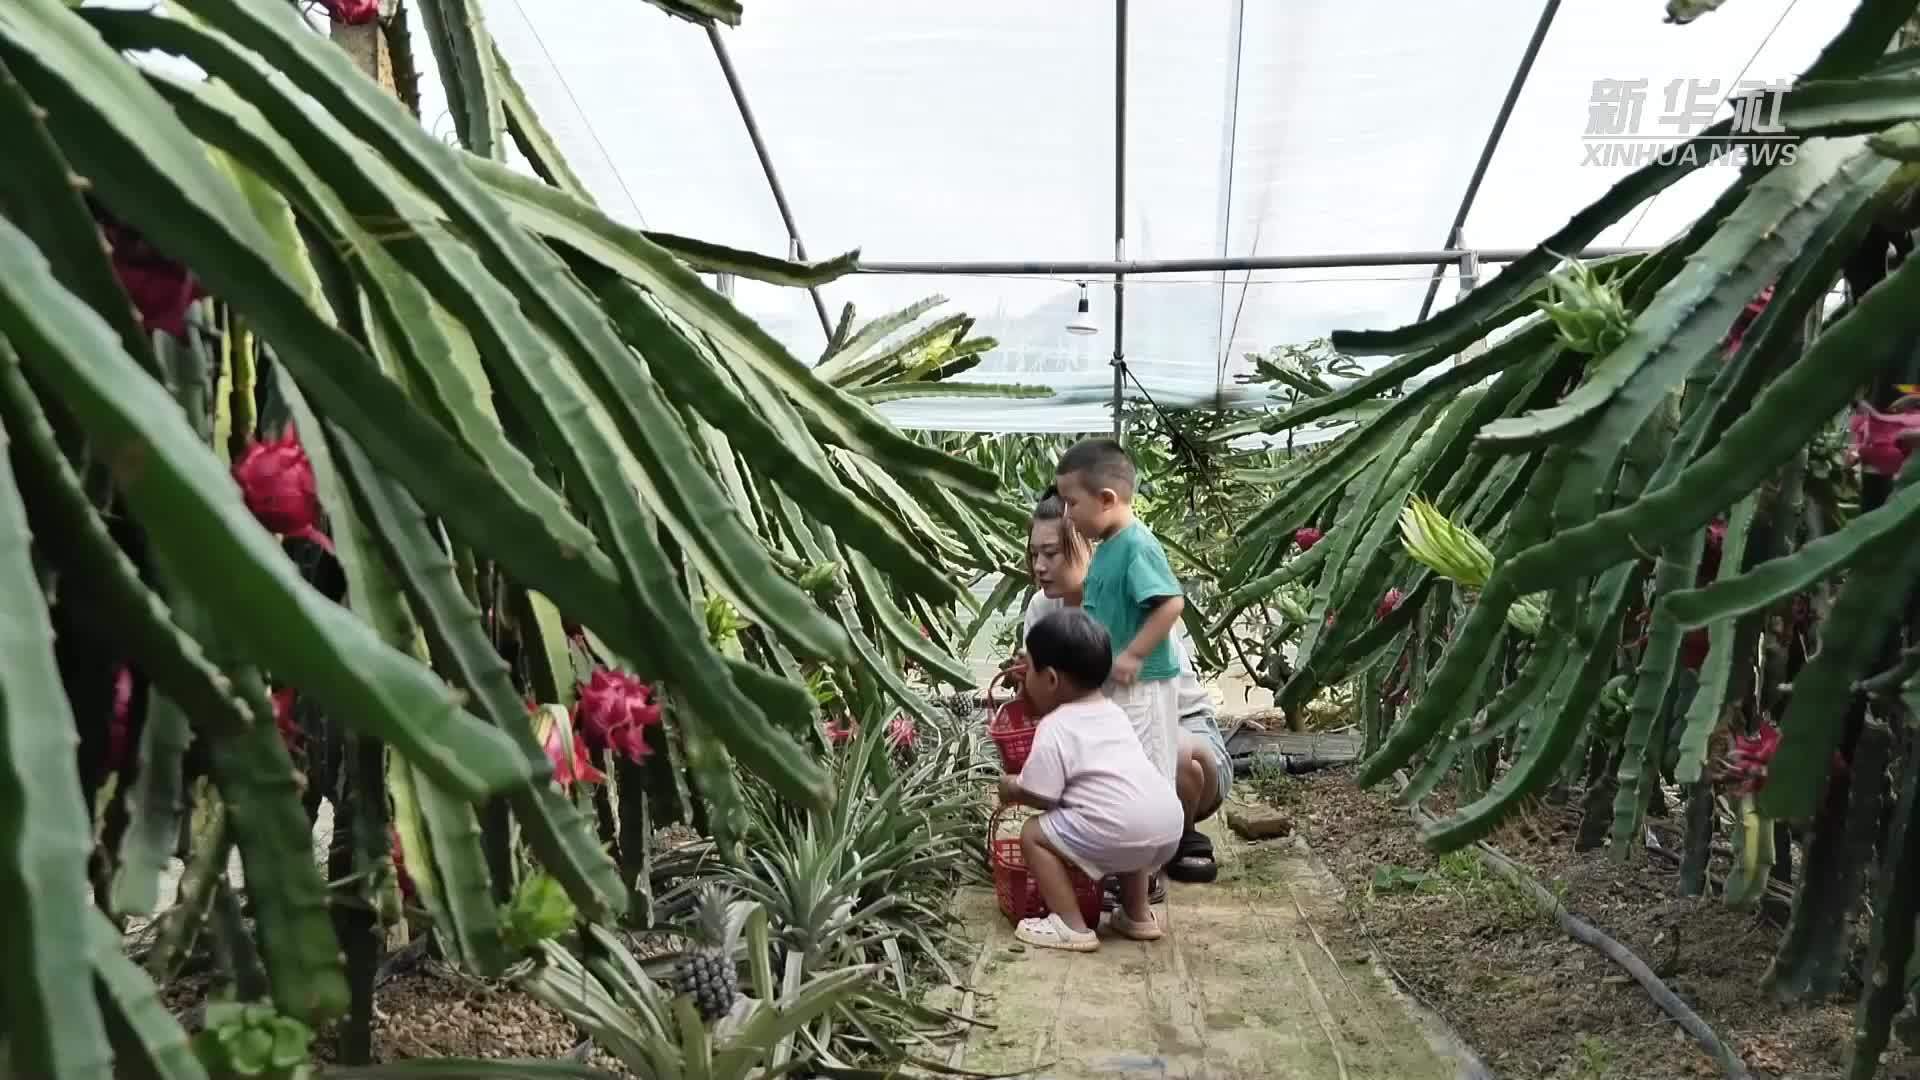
top-left (999, 608), bottom-right (1184, 952)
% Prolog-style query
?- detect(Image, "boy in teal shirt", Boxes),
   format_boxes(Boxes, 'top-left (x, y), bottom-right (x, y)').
top-left (1054, 438), bottom-right (1185, 786)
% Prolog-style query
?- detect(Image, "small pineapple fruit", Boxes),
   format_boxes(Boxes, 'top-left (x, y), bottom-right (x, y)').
top-left (671, 886), bottom-right (741, 1023)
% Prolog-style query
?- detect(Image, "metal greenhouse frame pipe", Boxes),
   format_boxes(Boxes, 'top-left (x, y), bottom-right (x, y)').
top-left (1416, 0), bottom-right (1562, 321)
top-left (706, 25), bottom-right (835, 341)
top-left (1112, 0), bottom-right (1129, 441)
top-left (852, 245), bottom-right (1649, 276)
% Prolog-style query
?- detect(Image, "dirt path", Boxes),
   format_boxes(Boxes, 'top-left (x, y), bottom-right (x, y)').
top-left (946, 811), bottom-right (1480, 1079)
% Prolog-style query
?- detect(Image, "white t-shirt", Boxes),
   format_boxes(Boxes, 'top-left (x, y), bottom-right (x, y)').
top-left (1016, 696), bottom-right (1183, 866)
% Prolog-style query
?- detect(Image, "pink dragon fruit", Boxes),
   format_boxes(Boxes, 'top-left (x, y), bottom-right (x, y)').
top-left (886, 714), bottom-right (916, 750)
top-left (1721, 723), bottom-right (1782, 795)
top-left (233, 429), bottom-right (332, 552)
top-left (574, 667), bottom-right (661, 765)
top-left (1849, 404), bottom-right (1920, 478)
top-left (322, 0), bottom-right (381, 24)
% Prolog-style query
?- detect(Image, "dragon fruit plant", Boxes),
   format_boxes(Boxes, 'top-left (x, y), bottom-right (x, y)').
top-left (1210, 10), bottom-right (1920, 1069)
top-left (0, 0), bottom-right (1010, 1072)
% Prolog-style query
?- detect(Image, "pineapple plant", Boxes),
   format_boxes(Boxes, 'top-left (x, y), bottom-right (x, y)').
top-left (670, 886), bottom-right (743, 1024)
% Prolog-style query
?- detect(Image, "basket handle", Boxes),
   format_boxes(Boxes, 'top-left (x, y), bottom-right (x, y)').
top-left (984, 667), bottom-right (1020, 712)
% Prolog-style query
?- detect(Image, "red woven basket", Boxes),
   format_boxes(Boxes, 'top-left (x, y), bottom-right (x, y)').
top-left (985, 676), bottom-right (1039, 774)
top-left (988, 805), bottom-right (1102, 927)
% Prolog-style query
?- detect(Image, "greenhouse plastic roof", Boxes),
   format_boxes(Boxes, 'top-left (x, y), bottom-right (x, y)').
top-left (418, 0), bottom-right (1855, 433)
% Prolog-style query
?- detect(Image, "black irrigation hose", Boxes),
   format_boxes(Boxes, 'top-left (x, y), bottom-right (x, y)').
top-left (1394, 772), bottom-right (1753, 1080)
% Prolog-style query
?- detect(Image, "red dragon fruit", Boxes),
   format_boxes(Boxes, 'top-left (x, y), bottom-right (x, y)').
top-left (271, 688), bottom-right (303, 751)
top-left (321, 0), bottom-right (381, 24)
top-left (885, 713), bottom-right (916, 750)
top-left (1375, 589), bottom-right (1405, 621)
top-left (1667, 518), bottom-right (1729, 672)
top-left (107, 666), bottom-right (135, 772)
top-left (824, 716), bottom-right (857, 746)
top-left (1720, 284), bottom-right (1774, 359)
top-left (92, 199), bottom-right (204, 339)
top-left (390, 826), bottom-right (417, 903)
top-left (529, 700), bottom-right (605, 790)
top-left (1848, 404), bottom-right (1920, 478)
top-left (1696, 518), bottom-right (1728, 585)
top-left (1679, 628), bottom-right (1711, 672)
top-left (1720, 722), bottom-right (1782, 795)
top-left (233, 428), bottom-right (333, 552)
top-left (545, 722), bottom-right (605, 790)
top-left (1294, 527), bottom-right (1324, 552)
top-left (573, 666), bottom-right (661, 766)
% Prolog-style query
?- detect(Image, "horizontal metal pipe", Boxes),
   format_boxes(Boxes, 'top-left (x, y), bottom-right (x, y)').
top-left (853, 246), bottom-right (1650, 277)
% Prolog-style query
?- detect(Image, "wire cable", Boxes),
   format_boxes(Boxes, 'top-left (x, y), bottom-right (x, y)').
top-left (1211, 0), bottom-right (1249, 396)
top-left (503, 0), bottom-right (649, 227)
top-left (1622, 0), bottom-right (1799, 245)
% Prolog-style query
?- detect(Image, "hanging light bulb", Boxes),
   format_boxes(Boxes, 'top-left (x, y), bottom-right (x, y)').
top-left (1066, 281), bottom-right (1098, 335)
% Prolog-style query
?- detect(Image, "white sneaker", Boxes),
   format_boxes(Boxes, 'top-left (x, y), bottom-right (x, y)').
top-left (1014, 912), bottom-right (1099, 952)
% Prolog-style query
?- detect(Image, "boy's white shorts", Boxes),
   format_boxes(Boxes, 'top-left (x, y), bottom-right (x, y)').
top-left (1039, 812), bottom-right (1179, 879)
top-left (1104, 676), bottom-right (1180, 784)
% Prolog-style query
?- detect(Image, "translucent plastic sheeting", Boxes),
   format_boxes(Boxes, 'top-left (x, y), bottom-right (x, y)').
top-left (1461, 0), bottom-right (1855, 251)
top-left (437, 0), bottom-right (1852, 433)
top-left (846, 269), bottom-right (1465, 434)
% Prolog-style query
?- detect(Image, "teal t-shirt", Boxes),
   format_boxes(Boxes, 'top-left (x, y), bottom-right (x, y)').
top-left (1084, 521), bottom-right (1185, 681)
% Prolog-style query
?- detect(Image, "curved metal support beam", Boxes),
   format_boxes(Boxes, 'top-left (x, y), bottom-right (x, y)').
top-left (706, 25), bottom-right (833, 340)
top-left (1416, 0), bottom-right (1562, 321)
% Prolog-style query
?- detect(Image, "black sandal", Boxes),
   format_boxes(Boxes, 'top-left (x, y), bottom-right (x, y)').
top-left (1165, 828), bottom-right (1218, 884)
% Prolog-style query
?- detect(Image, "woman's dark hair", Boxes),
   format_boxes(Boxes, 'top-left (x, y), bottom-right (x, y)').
top-left (1030, 486), bottom-right (1088, 563)
top-left (1025, 608), bottom-right (1112, 690)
